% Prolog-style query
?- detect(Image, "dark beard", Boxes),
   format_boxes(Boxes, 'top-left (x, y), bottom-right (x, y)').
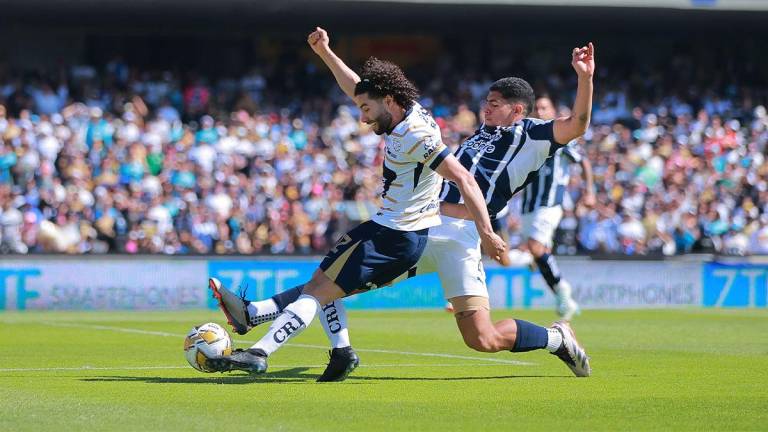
top-left (372, 111), bottom-right (393, 135)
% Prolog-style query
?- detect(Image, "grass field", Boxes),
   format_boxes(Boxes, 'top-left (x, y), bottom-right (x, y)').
top-left (1, 309), bottom-right (766, 431)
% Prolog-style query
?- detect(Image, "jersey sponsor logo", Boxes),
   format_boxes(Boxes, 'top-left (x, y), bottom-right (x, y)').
top-left (462, 128), bottom-right (503, 153)
top-left (422, 136), bottom-right (439, 160)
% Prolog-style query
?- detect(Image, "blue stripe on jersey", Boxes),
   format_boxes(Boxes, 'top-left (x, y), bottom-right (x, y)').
top-left (485, 131), bottom-right (527, 217)
top-left (521, 140), bottom-right (578, 213)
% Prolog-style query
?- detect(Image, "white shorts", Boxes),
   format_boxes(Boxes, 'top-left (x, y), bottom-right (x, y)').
top-left (521, 205), bottom-right (563, 249)
top-left (390, 215), bottom-right (488, 300)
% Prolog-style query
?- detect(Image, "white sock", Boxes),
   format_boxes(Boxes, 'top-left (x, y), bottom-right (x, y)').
top-left (546, 327), bottom-right (563, 353)
top-left (319, 300), bottom-right (351, 349)
top-left (555, 279), bottom-right (573, 298)
top-left (252, 294), bottom-right (320, 356)
top-left (247, 299), bottom-right (281, 326)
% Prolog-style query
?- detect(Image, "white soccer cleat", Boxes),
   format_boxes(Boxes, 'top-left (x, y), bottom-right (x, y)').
top-left (550, 321), bottom-right (591, 377)
top-left (555, 280), bottom-right (580, 321)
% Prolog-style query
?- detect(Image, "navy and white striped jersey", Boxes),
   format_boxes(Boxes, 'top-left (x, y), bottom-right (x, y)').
top-left (520, 141), bottom-right (582, 214)
top-left (440, 118), bottom-right (565, 220)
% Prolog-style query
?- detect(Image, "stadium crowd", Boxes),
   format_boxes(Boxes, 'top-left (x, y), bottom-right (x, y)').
top-left (1, 51), bottom-right (767, 256)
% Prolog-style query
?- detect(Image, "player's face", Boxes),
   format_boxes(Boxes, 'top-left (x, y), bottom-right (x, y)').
top-left (354, 93), bottom-right (393, 135)
top-left (484, 91), bottom-right (522, 127)
top-left (534, 97), bottom-right (557, 120)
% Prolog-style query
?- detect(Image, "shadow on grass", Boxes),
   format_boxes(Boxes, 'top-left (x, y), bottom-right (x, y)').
top-left (80, 367), bottom-right (318, 384)
top-left (79, 368), bottom-right (573, 384)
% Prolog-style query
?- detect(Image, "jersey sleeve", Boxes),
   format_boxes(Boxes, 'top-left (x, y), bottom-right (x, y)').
top-left (403, 128), bottom-right (450, 169)
top-left (523, 118), bottom-right (567, 156)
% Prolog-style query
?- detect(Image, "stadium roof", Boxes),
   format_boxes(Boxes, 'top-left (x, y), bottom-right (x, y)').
top-left (339, 0), bottom-right (768, 10)
top-left (2, 0), bottom-right (768, 11)
top-left (1, 0), bottom-right (766, 31)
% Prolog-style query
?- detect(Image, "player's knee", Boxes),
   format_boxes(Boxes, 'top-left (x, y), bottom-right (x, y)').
top-left (463, 333), bottom-right (502, 353)
top-left (304, 270), bottom-right (344, 305)
top-left (528, 239), bottom-right (546, 257)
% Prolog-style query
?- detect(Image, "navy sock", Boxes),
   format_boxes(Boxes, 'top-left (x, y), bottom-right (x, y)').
top-left (271, 285), bottom-right (304, 312)
top-left (510, 319), bottom-right (549, 352)
top-left (534, 253), bottom-right (562, 291)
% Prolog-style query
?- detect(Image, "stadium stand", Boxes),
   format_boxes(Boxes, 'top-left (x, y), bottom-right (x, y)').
top-left (1, 4), bottom-right (767, 257)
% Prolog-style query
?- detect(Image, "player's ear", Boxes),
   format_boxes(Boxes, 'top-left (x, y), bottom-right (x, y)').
top-left (383, 94), bottom-right (394, 108)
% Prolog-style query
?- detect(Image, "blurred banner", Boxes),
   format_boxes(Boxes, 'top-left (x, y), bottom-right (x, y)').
top-left (0, 256), bottom-right (765, 310)
top-left (702, 263), bottom-right (768, 307)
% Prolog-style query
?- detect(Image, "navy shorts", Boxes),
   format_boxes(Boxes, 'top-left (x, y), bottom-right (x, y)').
top-left (319, 220), bottom-right (429, 294)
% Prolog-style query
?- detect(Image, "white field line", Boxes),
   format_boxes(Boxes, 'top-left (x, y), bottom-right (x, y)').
top-left (36, 321), bottom-right (533, 366)
top-left (0, 363), bottom-right (513, 373)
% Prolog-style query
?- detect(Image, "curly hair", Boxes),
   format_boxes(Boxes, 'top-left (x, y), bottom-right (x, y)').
top-left (489, 77), bottom-right (535, 115)
top-left (354, 57), bottom-right (419, 110)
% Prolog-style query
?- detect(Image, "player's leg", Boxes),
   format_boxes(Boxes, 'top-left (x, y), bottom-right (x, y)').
top-left (451, 297), bottom-right (557, 352)
top-left (450, 301), bottom-right (589, 376)
top-left (243, 285), bottom-right (352, 350)
top-left (212, 232), bottom-right (431, 380)
top-left (207, 269), bottom-right (346, 374)
top-left (526, 206), bottom-right (579, 320)
top-left (208, 221), bottom-right (429, 376)
top-left (435, 217), bottom-right (590, 376)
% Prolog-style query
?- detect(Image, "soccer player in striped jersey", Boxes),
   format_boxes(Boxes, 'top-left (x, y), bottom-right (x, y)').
top-left (518, 95), bottom-right (595, 321)
top-left (205, 27), bottom-right (506, 378)
top-left (217, 43), bottom-right (597, 381)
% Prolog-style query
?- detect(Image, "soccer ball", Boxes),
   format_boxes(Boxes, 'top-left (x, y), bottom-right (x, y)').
top-left (183, 322), bottom-right (233, 372)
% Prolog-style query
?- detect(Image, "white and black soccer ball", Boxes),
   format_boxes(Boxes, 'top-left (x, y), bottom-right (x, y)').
top-left (183, 322), bottom-right (232, 372)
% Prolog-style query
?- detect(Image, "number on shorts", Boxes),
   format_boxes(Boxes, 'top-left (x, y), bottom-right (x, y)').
top-left (329, 234), bottom-right (352, 255)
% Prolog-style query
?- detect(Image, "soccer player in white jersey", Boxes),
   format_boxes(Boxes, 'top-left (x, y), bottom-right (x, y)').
top-left (205, 27), bottom-right (506, 378)
top-left (517, 95), bottom-right (596, 321)
top-left (212, 41), bottom-right (597, 380)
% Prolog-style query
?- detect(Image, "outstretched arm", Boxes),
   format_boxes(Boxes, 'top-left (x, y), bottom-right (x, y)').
top-left (435, 155), bottom-right (507, 262)
top-left (553, 42), bottom-right (595, 144)
top-left (308, 27), bottom-right (360, 98)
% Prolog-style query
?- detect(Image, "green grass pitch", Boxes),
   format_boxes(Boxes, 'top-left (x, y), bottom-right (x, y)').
top-left (1, 309), bottom-right (766, 431)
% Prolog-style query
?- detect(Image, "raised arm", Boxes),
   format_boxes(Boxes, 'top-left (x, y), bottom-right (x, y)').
top-left (307, 27), bottom-right (360, 98)
top-left (435, 154), bottom-right (507, 262)
top-left (553, 42), bottom-right (595, 144)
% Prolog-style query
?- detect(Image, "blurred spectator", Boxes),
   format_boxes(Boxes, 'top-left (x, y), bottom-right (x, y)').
top-left (0, 50), bottom-right (766, 256)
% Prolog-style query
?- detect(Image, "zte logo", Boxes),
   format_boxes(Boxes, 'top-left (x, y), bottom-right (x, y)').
top-left (273, 314), bottom-right (305, 343)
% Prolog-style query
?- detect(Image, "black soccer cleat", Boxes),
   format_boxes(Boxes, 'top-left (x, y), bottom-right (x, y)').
top-left (316, 346), bottom-right (360, 382)
top-left (209, 277), bottom-right (252, 335)
top-left (206, 348), bottom-right (268, 374)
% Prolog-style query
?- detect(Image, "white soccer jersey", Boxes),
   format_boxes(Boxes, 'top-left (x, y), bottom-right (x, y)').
top-left (372, 101), bottom-right (450, 232)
